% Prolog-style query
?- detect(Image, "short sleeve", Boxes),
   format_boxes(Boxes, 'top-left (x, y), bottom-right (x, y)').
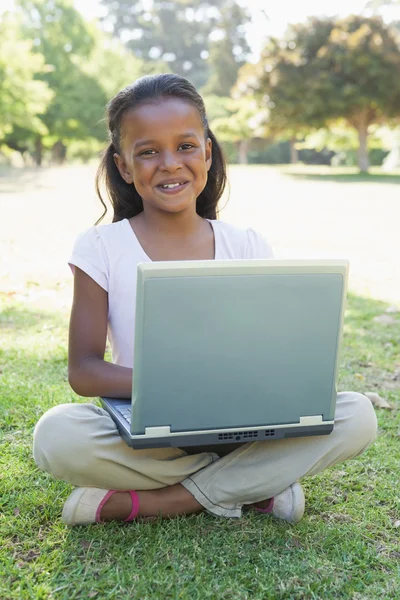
top-left (246, 228), bottom-right (274, 259)
top-left (68, 227), bottom-right (109, 291)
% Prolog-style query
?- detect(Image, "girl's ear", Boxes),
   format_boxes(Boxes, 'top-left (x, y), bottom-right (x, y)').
top-left (205, 137), bottom-right (212, 171)
top-left (113, 153), bottom-right (133, 184)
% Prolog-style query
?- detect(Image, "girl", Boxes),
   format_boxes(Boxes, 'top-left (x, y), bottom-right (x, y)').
top-left (33, 74), bottom-right (377, 526)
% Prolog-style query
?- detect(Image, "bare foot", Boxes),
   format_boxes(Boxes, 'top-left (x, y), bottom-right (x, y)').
top-left (100, 484), bottom-right (203, 521)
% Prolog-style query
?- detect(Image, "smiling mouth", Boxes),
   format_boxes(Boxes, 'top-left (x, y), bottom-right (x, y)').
top-left (157, 181), bottom-right (187, 189)
top-left (156, 181), bottom-right (189, 192)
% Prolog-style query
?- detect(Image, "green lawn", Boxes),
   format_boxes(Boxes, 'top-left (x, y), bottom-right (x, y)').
top-left (281, 165), bottom-right (400, 184)
top-left (1, 292), bottom-right (399, 600)
top-left (0, 164), bottom-right (399, 599)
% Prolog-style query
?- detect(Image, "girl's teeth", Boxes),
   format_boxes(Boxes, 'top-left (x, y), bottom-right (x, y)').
top-left (162, 183), bottom-right (181, 189)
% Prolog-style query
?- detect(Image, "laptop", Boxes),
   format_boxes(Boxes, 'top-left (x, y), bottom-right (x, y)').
top-left (101, 258), bottom-right (348, 448)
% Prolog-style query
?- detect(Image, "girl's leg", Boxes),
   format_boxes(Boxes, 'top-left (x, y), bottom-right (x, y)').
top-left (33, 403), bottom-right (219, 519)
top-left (181, 391), bottom-right (377, 518)
top-left (34, 392), bottom-right (377, 522)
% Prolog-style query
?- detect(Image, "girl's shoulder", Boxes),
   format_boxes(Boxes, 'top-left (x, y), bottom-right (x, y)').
top-left (77, 219), bottom-right (128, 243)
top-left (68, 220), bottom-right (134, 291)
top-left (210, 219), bottom-right (274, 259)
top-left (72, 219), bottom-right (131, 255)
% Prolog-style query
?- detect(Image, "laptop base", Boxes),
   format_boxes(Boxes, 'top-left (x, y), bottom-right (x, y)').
top-left (101, 397), bottom-right (334, 449)
top-left (122, 424), bottom-right (334, 449)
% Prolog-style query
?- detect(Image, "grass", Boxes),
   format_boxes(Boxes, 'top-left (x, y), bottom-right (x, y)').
top-left (1, 292), bottom-right (399, 600)
top-left (281, 165), bottom-right (400, 184)
top-left (0, 164), bottom-right (399, 598)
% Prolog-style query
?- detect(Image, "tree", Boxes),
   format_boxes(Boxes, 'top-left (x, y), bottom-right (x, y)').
top-left (0, 13), bottom-right (52, 142)
top-left (235, 22), bottom-right (331, 164)
top-left (208, 97), bottom-right (268, 163)
top-left (236, 16), bottom-right (400, 172)
top-left (82, 31), bottom-right (168, 101)
top-left (4, 0), bottom-right (158, 165)
top-left (16, 0), bottom-right (109, 164)
top-left (299, 120), bottom-right (388, 165)
top-left (201, 1), bottom-right (251, 96)
top-left (99, 0), bottom-right (250, 90)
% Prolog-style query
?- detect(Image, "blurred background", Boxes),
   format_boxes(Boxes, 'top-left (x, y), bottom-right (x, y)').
top-left (1, 0), bottom-right (400, 308)
top-left (1, 0), bottom-right (400, 170)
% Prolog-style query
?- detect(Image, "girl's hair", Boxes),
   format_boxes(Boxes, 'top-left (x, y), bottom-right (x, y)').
top-left (95, 73), bottom-right (227, 224)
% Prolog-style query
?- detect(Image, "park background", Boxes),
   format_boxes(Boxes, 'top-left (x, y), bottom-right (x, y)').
top-left (1, 1), bottom-right (400, 599)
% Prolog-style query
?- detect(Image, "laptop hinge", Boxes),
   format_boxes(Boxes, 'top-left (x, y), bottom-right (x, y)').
top-left (144, 426), bottom-right (171, 436)
top-left (299, 415), bottom-right (323, 426)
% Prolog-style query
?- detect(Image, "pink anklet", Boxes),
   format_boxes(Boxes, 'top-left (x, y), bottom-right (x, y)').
top-left (124, 490), bottom-right (140, 522)
top-left (95, 490), bottom-right (140, 523)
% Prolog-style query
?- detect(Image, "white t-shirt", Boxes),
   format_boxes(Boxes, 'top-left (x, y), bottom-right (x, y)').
top-left (69, 218), bottom-right (274, 368)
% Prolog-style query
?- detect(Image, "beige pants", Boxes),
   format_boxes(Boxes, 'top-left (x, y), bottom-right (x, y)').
top-left (33, 392), bottom-right (377, 518)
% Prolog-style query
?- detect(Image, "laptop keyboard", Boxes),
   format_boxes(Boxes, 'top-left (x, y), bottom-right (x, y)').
top-left (117, 406), bottom-right (131, 425)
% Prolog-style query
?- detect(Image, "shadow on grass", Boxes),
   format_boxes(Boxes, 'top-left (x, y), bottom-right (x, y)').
top-left (282, 169), bottom-right (400, 184)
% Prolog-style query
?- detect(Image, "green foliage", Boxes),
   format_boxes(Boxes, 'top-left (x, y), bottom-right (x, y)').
top-left (99, 0), bottom-right (250, 91)
top-left (237, 15), bottom-right (400, 172)
top-left (0, 13), bottom-right (53, 140)
top-left (331, 148), bottom-right (390, 167)
top-left (201, 1), bottom-right (250, 96)
top-left (312, 16), bottom-right (400, 123)
top-left (220, 140), bottom-right (238, 163)
top-left (203, 95), bottom-right (232, 121)
top-left (1, 0), bottom-right (154, 164)
top-left (300, 121), bottom-right (389, 152)
top-left (298, 122), bottom-right (394, 167)
top-left (2, 125), bottom-right (42, 159)
top-left (301, 124), bottom-right (361, 153)
top-left (206, 97), bottom-right (268, 162)
top-left (66, 137), bottom-right (105, 163)
top-left (17, 0), bottom-right (108, 142)
top-left (248, 140), bottom-right (291, 165)
top-left (208, 97), bottom-right (267, 143)
top-left (81, 32), bottom-right (168, 101)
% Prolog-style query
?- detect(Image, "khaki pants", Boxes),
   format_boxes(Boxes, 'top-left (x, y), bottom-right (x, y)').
top-left (33, 392), bottom-right (377, 518)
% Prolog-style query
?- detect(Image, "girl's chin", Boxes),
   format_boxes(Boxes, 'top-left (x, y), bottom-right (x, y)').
top-left (159, 202), bottom-right (196, 214)
top-left (144, 196), bottom-right (197, 213)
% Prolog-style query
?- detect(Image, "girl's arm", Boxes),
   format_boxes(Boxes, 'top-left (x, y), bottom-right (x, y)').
top-left (68, 267), bottom-right (132, 398)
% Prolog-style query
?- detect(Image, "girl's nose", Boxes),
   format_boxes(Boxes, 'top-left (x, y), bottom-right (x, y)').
top-left (160, 151), bottom-right (182, 171)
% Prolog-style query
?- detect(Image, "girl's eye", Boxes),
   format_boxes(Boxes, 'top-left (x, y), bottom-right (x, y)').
top-left (138, 143), bottom-right (195, 156)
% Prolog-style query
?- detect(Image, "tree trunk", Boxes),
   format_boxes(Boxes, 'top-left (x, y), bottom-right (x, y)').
top-left (357, 125), bottom-right (369, 173)
top-left (51, 140), bottom-right (67, 164)
top-left (34, 136), bottom-right (43, 167)
top-left (238, 139), bottom-right (249, 164)
top-left (290, 138), bottom-right (298, 164)
top-left (382, 127), bottom-right (400, 172)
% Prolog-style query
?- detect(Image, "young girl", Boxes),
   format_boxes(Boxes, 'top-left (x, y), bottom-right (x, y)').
top-left (33, 74), bottom-right (377, 526)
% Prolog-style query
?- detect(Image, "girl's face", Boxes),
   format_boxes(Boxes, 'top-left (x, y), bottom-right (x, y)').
top-left (114, 97), bottom-right (212, 216)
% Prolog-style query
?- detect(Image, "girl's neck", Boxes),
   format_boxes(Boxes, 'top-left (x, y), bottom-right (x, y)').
top-left (129, 208), bottom-right (215, 261)
top-left (132, 208), bottom-right (206, 239)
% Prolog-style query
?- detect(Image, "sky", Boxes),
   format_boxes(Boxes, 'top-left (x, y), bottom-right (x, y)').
top-left (2, 0), bottom-right (400, 58)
